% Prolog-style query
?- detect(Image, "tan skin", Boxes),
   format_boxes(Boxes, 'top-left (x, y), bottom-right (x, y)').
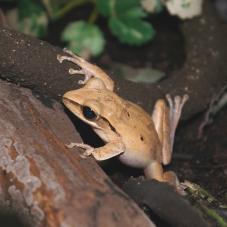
top-left (57, 49), bottom-right (188, 193)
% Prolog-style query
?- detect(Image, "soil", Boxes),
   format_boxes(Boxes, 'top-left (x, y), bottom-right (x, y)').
top-left (174, 106), bottom-right (227, 204)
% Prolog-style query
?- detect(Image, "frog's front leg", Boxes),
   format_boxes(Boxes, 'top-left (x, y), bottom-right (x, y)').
top-left (57, 49), bottom-right (114, 91)
top-left (152, 94), bottom-right (188, 165)
top-left (68, 141), bottom-right (125, 161)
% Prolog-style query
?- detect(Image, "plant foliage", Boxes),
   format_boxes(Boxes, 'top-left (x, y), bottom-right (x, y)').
top-left (61, 21), bottom-right (105, 56)
top-left (18, 0), bottom-right (48, 37)
top-left (97, 0), bottom-right (155, 45)
top-left (4, 0), bottom-right (161, 56)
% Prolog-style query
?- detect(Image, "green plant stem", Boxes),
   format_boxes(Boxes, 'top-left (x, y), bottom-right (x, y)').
top-left (201, 205), bottom-right (227, 227)
top-left (88, 7), bottom-right (98, 24)
top-left (54, 0), bottom-right (92, 19)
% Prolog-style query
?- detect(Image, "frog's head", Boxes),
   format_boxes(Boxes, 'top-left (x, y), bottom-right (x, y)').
top-left (63, 88), bottom-right (120, 142)
top-left (63, 89), bottom-right (102, 128)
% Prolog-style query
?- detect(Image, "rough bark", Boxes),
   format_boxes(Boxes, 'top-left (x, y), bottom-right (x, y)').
top-left (0, 80), bottom-right (154, 227)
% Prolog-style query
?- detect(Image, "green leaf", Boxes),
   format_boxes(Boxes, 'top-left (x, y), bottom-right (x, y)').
top-left (109, 17), bottom-right (155, 45)
top-left (61, 21), bottom-right (105, 57)
top-left (96, 0), bottom-right (116, 17)
top-left (97, 0), bottom-right (155, 45)
top-left (97, 0), bottom-right (141, 17)
top-left (123, 7), bottom-right (147, 18)
top-left (18, 0), bottom-right (48, 37)
top-left (114, 0), bottom-right (141, 15)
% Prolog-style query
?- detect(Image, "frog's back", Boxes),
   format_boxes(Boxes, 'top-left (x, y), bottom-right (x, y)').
top-left (119, 100), bottom-right (162, 167)
top-left (84, 89), bottom-right (162, 166)
top-left (97, 90), bottom-right (158, 143)
top-left (105, 96), bottom-right (162, 166)
top-left (120, 100), bottom-right (160, 143)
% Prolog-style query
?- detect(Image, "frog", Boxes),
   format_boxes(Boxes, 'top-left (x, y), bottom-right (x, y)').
top-left (57, 49), bottom-right (189, 193)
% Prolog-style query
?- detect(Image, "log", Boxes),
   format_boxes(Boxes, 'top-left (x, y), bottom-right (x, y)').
top-left (0, 1), bottom-right (227, 120)
top-left (123, 178), bottom-right (209, 227)
top-left (0, 80), bottom-right (154, 227)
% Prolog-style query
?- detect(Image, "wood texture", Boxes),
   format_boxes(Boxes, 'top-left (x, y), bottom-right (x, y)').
top-left (0, 80), bottom-right (154, 227)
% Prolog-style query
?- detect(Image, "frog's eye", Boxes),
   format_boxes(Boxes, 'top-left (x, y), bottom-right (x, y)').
top-left (82, 106), bottom-right (97, 120)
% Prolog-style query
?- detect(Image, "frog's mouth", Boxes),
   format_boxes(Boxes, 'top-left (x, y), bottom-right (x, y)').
top-left (62, 97), bottom-right (80, 114)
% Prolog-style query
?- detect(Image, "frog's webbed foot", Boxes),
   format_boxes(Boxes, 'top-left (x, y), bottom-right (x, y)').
top-left (66, 142), bottom-right (94, 158)
top-left (57, 53), bottom-right (100, 85)
top-left (57, 54), bottom-right (93, 85)
top-left (69, 68), bottom-right (91, 85)
top-left (177, 182), bottom-right (188, 196)
top-left (145, 161), bottom-right (187, 195)
top-left (166, 94), bottom-right (189, 143)
top-left (164, 172), bottom-right (187, 195)
top-left (57, 48), bottom-right (114, 91)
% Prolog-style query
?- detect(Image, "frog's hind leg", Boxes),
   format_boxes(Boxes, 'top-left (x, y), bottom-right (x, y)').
top-left (144, 161), bottom-right (185, 194)
top-left (151, 95), bottom-right (188, 165)
top-left (166, 94), bottom-right (189, 152)
top-left (152, 99), bottom-right (172, 165)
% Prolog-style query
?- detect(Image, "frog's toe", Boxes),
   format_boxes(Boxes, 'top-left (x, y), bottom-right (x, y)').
top-left (57, 54), bottom-right (64, 63)
top-left (81, 149), bottom-right (94, 158)
top-left (63, 48), bottom-right (77, 57)
top-left (176, 183), bottom-right (188, 196)
top-left (84, 148), bottom-right (94, 155)
top-left (182, 94), bottom-right (189, 104)
top-left (66, 142), bottom-right (78, 148)
top-left (78, 79), bottom-right (86, 85)
top-left (166, 94), bottom-right (174, 108)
